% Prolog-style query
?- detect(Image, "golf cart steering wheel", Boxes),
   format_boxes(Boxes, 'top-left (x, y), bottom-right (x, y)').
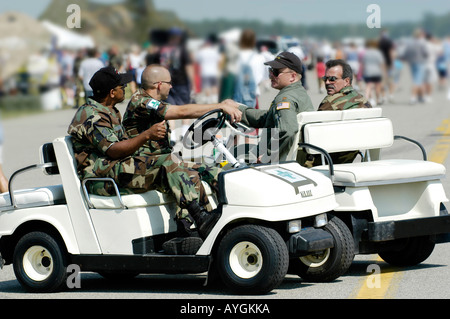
top-left (183, 109), bottom-right (226, 149)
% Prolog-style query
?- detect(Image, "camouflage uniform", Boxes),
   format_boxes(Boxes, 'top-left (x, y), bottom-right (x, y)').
top-left (318, 86), bottom-right (372, 110)
top-left (238, 81), bottom-right (314, 162)
top-left (68, 98), bottom-right (161, 195)
top-left (315, 85), bottom-right (372, 164)
top-left (68, 98), bottom-right (218, 216)
top-left (122, 88), bottom-right (221, 215)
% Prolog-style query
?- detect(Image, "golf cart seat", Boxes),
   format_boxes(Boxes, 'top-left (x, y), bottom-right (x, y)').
top-left (52, 136), bottom-right (212, 210)
top-left (0, 143), bottom-right (66, 212)
top-left (296, 108), bottom-right (446, 187)
top-left (286, 108), bottom-right (385, 162)
top-left (0, 185), bottom-right (66, 211)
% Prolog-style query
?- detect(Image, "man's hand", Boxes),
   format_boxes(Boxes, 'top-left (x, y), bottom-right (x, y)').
top-left (146, 120), bottom-right (167, 140)
top-left (219, 99), bottom-right (242, 123)
top-left (106, 121), bottom-right (167, 160)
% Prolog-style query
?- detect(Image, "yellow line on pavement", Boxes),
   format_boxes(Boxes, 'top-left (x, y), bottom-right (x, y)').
top-left (354, 257), bottom-right (403, 299)
top-left (428, 118), bottom-right (450, 164)
top-left (353, 117), bottom-right (450, 299)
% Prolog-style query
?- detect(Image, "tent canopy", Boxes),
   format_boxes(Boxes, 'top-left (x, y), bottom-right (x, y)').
top-left (42, 20), bottom-right (95, 50)
top-left (218, 28), bottom-right (242, 44)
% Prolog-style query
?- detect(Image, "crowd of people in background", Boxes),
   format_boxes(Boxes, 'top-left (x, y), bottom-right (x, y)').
top-left (312, 28), bottom-right (450, 106)
top-left (2, 27), bottom-right (450, 111)
top-left (0, 26), bottom-right (450, 195)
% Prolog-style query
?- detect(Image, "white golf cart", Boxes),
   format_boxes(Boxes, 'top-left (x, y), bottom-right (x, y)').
top-left (290, 107), bottom-right (450, 267)
top-left (0, 110), bottom-right (354, 294)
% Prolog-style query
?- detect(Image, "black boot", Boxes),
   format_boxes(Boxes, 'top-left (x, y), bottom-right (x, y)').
top-left (187, 201), bottom-right (221, 239)
top-left (162, 236), bottom-right (203, 255)
top-left (162, 213), bottom-right (203, 255)
top-left (176, 214), bottom-right (201, 238)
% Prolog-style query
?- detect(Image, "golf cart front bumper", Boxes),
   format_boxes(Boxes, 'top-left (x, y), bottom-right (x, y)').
top-left (287, 227), bottom-right (334, 256)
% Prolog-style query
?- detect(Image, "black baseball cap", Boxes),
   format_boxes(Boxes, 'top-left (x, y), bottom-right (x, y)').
top-left (264, 51), bottom-right (302, 74)
top-left (89, 66), bottom-right (133, 95)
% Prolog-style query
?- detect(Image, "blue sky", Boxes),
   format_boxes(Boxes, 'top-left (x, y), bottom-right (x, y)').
top-left (2, 0), bottom-right (450, 25)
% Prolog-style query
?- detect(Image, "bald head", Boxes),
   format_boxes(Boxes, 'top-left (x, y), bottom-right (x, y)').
top-left (141, 64), bottom-right (171, 90)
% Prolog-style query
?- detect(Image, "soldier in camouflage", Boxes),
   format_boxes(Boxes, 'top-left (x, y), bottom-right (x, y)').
top-left (318, 59), bottom-right (372, 110)
top-left (68, 66), bottom-right (158, 195)
top-left (315, 59), bottom-right (372, 164)
top-left (122, 64), bottom-right (241, 244)
top-left (68, 66), bottom-right (241, 253)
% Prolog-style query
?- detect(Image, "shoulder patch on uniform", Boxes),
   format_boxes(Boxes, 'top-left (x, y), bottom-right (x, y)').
top-left (99, 127), bottom-right (111, 138)
top-left (146, 99), bottom-right (161, 110)
top-left (277, 102), bottom-right (290, 110)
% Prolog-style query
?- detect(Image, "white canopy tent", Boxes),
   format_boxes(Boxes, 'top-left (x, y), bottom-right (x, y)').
top-left (42, 20), bottom-right (95, 50)
top-left (218, 28), bottom-right (242, 44)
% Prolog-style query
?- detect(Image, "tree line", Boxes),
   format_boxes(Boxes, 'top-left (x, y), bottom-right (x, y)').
top-left (39, 0), bottom-right (450, 45)
top-left (184, 12), bottom-right (450, 40)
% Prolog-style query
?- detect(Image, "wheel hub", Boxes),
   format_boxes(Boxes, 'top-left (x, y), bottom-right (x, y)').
top-left (22, 245), bottom-right (53, 281)
top-left (299, 249), bottom-right (331, 268)
top-left (229, 241), bottom-right (263, 279)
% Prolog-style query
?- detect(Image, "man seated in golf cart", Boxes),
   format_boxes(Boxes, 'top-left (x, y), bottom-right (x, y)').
top-left (67, 66), bottom-right (241, 254)
top-left (236, 51), bottom-right (314, 164)
top-left (308, 59), bottom-right (372, 166)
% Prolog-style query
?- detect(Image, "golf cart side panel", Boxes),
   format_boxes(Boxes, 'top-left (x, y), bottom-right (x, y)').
top-left (53, 137), bottom-right (103, 254)
top-left (0, 205), bottom-right (80, 255)
top-left (332, 186), bottom-right (377, 212)
top-left (367, 179), bottom-right (448, 222)
top-left (333, 180), bottom-right (448, 221)
top-left (87, 204), bottom-right (178, 255)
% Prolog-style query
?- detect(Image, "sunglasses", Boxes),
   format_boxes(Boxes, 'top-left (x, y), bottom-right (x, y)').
top-left (269, 68), bottom-right (292, 77)
top-left (322, 76), bottom-right (342, 82)
top-left (154, 81), bottom-right (173, 85)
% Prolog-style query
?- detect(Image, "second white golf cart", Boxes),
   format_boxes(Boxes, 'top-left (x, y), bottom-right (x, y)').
top-left (292, 107), bottom-right (450, 268)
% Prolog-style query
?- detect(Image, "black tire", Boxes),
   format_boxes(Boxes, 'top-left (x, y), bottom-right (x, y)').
top-left (13, 231), bottom-right (68, 293)
top-left (290, 214), bottom-right (354, 282)
top-left (378, 235), bottom-right (435, 266)
top-left (216, 225), bottom-right (289, 295)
